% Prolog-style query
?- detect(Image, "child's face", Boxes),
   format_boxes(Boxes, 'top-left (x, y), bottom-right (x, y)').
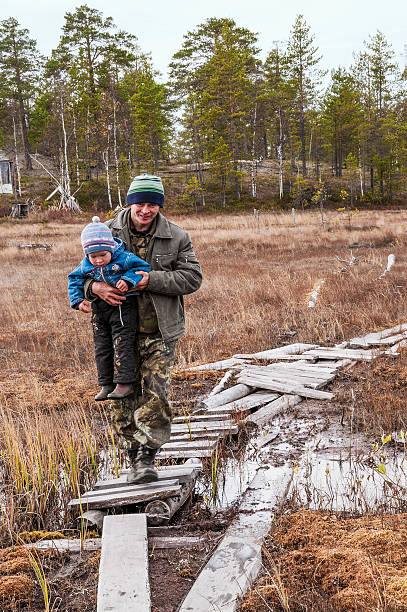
top-left (88, 251), bottom-right (112, 267)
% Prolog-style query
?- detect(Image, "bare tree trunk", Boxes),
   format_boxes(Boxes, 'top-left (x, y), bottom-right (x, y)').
top-left (103, 127), bottom-right (112, 208)
top-left (358, 144), bottom-right (364, 197)
top-left (12, 114), bottom-right (22, 197)
top-left (60, 93), bottom-right (71, 199)
top-left (278, 110), bottom-right (284, 199)
top-left (72, 110), bottom-right (80, 186)
top-left (251, 102), bottom-right (257, 198)
top-left (112, 101), bottom-right (122, 207)
top-left (86, 107), bottom-right (92, 182)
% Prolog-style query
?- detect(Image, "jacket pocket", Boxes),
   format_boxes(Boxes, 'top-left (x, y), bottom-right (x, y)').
top-left (153, 253), bottom-right (176, 270)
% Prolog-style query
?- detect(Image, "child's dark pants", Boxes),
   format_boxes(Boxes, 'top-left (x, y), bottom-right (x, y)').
top-left (91, 299), bottom-right (138, 385)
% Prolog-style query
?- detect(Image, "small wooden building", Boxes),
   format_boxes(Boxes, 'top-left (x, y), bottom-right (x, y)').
top-left (0, 154), bottom-right (13, 195)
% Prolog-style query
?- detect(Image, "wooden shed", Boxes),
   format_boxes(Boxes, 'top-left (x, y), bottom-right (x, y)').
top-left (0, 155), bottom-right (13, 194)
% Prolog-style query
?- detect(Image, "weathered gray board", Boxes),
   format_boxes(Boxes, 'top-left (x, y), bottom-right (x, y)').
top-left (172, 413), bottom-right (231, 423)
top-left (179, 465), bottom-right (292, 612)
top-left (246, 394), bottom-right (302, 427)
top-left (97, 514), bottom-right (150, 612)
top-left (206, 390), bottom-right (279, 414)
top-left (350, 323), bottom-right (407, 347)
top-left (95, 462), bottom-right (202, 489)
top-left (203, 384), bottom-right (253, 410)
top-left (170, 421), bottom-right (238, 435)
top-left (232, 343), bottom-right (318, 359)
top-left (239, 367), bottom-right (332, 389)
top-left (167, 432), bottom-right (221, 443)
top-left (27, 536), bottom-right (204, 552)
top-left (237, 373), bottom-right (334, 400)
top-left (162, 439), bottom-right (219, 452)
top-left (69, 480), bottom-right (181, 510)
top-left (158, 448), bottom-right (214, 459)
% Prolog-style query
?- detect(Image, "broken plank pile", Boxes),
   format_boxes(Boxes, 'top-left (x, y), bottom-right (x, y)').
top-left (182, 337), bottom-right (402, 436)
top-left (68, 460), bottom-right (202, 525)
top-left (350, 323), bottom-right (407, 349)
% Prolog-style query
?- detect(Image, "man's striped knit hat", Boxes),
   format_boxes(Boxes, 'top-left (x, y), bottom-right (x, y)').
top-left (126, 173), bottom-right (164, 207)
top-left (81, 216), bottom-right (115, 255)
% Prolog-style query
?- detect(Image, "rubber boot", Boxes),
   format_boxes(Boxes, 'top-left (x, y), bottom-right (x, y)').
top-left (94, 385), bottom-right (115, 401)
top-left (107, 383), bottom-right (133, 400)
top-left (126, 447), bottom-right (140, 484)
top-left (126, 446), bottom-right (158, 485)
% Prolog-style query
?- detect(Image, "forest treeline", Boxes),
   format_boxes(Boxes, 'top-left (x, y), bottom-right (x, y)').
top-left (1, 5), bottom-right (406, 210)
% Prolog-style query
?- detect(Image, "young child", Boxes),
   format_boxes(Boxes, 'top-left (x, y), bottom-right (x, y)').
top-left (68, 216), bottom-right (150, 401)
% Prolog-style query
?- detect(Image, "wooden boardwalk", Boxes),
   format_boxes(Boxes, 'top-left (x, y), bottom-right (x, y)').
top-left (63, 331), bottom-right (405, 611)
top-left (97, 514), bottom-right (150, 611)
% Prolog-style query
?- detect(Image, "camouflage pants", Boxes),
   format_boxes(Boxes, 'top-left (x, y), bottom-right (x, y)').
top-left (110, 332), bottom-right (177, 450)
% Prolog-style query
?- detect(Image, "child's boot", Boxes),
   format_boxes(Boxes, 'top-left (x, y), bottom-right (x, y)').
top-left (107, 383), bottom-right (133, 400)
top-left (126, 445), bottom-right (158, 485)
top-left (94, 385), bottom-right (115, 401)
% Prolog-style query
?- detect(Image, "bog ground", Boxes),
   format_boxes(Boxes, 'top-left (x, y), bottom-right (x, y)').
top-left (1, 208), bottom-right (407, 610)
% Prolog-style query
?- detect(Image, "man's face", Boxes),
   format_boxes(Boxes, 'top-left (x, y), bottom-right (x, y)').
top-left (131, 202), bottom-right (160, 230)
top-left (88, 250), bottom-right (112, 267)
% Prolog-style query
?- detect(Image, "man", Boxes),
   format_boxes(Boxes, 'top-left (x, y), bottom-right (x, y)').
top-left (83, 174), bottom-right (202, 484)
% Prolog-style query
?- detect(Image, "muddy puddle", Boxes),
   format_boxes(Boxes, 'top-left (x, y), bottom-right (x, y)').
top-left (197, 402), bottom-right (407, 517)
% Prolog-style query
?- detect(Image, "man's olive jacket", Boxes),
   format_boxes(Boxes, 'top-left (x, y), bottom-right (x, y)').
top-left (87, 208), bottom-right (202, 342)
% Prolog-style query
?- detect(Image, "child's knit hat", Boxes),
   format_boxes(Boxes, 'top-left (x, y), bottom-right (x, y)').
top-left (126, 173), bottom-right (164, 207)
top-left (81, 216), bottom-right (115, 255)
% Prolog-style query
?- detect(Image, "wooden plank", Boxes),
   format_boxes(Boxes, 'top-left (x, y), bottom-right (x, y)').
top-left (246, 394), bottom-right (302, 427)
top-left (26, 538), bottom-right (101, 552)
top-left (149, 536), bottom-right (205, 549)
top-left (350, 323), bottom-right (407, 347)
top-left (237, 374), bottom-right (334, 400)
top-left (97, 514), bottom-right (150, 611)
top-left (207, 391), bottom-right (279, 414)
top-left (162, 438), bottom-right (220, 451)
top-left (73, 479), bottom-right (180, 501)
top-left (157, 449), bottom-right (214, 459)
top-left (264, 364), bottom-right (336, 377)
top-left (202, 384), bottom-right (253, 410)
top-left (208, 369), bottom-right (235, 397)
top-left (232, 343), bottom-right (318, 359)
top-left (172, 413), bottom-right (231, 423)
top-left (69, 483), bottom-right (181, 510)
top-left (179, 466), bottom-right (292, 612)
top-left (303, 349), bottom-right (376, 360)
top-left (185, 357), bottom-right (247, 371)
top-left (169, 432), bottom-right (222, 442)
top-left (171, 421), bottom-right (238, 434)
top-left (242, 367), bottom-right (333, 388)
top-left (27, 536), bottom-right (205, 553)
top-left (95, 465), bottom-right (201, 490)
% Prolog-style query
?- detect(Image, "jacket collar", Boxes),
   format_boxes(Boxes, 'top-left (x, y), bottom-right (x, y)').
top-left (111, 208), bottom-right (172, 239)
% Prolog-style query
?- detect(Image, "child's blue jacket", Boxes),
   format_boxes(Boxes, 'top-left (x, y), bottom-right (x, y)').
top-left (68, 238), bottom-right (150, 309)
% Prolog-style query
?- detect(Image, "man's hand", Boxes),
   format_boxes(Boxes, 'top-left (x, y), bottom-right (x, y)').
top-left (116, 279), bottom-right (129, 292)
top-left (134, 270), bottom-right (150, 291)
top-left (78, 300), bottom-right (92, 313)
top-left (92, 281), bottom-right (127, 306)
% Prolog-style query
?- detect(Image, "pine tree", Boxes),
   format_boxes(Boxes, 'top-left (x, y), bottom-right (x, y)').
top-left (286, 15), bottom-right (324, 177)
top-left (321, 68), bottom-right (362, 177)
top-left (170, 17), bottom-right (259, 204)
top-left (131, 65), bottom-right (172, 172)
top-left (0, 17), bottom-right (41, 169)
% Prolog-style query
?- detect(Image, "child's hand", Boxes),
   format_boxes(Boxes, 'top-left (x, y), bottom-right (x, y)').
top-left (78, 300), bottom-right (92, 313)
top-left (116, 279), bottom-right (129, 292)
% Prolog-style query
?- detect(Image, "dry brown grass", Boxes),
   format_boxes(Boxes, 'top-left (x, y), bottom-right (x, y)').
top-left (241, 510), bottom-right (407, 612)
top-left (1, 208), bottom-right (407, 536)
top-left (337, 347), bottom-right (407, 434)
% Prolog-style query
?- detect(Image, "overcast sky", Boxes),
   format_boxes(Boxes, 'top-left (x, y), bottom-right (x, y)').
top-left (5, 0), bottom-right (407, 79)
